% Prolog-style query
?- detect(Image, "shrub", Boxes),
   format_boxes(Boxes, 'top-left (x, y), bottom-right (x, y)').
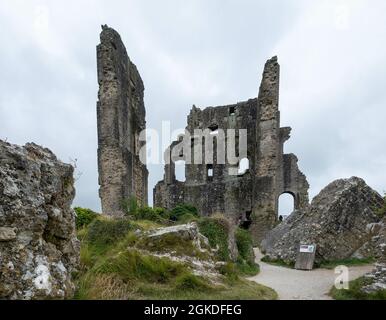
top-left (169, 204), bottom-right (198, 221)
top-left (177, 213), bottom-right (200, 224)
top-left (218, 262), bottom-right (239, 282)
top-left (235, 228), bottom-right (255, 265)
top-left (198, 216), bottom-right (230, 261)
top-left (134, 206), bottom-right (168, 222)
top-left (74, 207), bottom-right (99, 229)
top-left (87, 218), bottom-right (133, 247)
top-left (234, 228), bottom-right (260, 275)
top-left (175, 273), bottom-right (211, 291)
top-left (122, 196), bottom-right (139, 216)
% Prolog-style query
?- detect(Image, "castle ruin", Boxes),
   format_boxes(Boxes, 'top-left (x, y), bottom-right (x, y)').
top-left (97, 26), bottom-right (148, 216)
top-left (154, 57), bottom-right (309, 242)
top-left (96, 26), bottom-right (309, 242)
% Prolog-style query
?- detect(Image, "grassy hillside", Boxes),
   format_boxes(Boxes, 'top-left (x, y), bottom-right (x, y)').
top-left (72, 207), bottom-right (277, 300)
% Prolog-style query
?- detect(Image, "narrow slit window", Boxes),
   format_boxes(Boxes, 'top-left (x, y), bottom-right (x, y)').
top-left (207, 164), bottom-right (214, 179)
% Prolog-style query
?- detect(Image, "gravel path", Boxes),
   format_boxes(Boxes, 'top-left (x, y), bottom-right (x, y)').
top-left (248, 249), bottom-right (374, 300)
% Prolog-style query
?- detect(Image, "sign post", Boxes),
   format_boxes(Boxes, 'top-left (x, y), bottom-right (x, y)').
top-left (295, 244), bottom-right (316, 270)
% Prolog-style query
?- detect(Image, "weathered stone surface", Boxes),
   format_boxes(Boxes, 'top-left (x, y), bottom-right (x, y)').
top-left (0, 227), bottom-right (17, 241)
top-left (138, 223), bottom-right (222, 281)
top-left (0, 139), bottom-right (79, 300)
top-left (146, 222), bottom-right (211, 252)
top-left (97, 25), bottom-right (148, 217)
top-left (261, 177), bottom-right (383, 264)
top-left (362, 263), bottom-right (386, 294)
top-left (353, 215), bottom-right (386, 260)
top-left (154, 57), bottom-right (309, 244)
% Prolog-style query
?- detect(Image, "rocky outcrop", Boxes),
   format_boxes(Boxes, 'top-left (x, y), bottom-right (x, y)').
top-left (362, 263), bottom-right (386, 294)
top-left (354, 216), bottom-right (386, 260)
top-left (0, 140), bottom-right (79, 300)
top-left (358, 216), bottom-right (386, 294)
top-left (261, 177), bottom-right (384, 264)
top-left (136, 222), bottom-right (222, 281)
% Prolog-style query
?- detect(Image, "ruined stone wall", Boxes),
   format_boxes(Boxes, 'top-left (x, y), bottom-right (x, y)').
top-left (97, 26), bottom-right (148, 216)
top-left (154, 57), bottom-right (309, 243)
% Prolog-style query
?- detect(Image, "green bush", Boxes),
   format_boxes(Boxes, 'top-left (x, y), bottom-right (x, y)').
top-left (122, 196), bottom-right (139, 216)
top-left (218, 262), bottom-right (239, 282)
top-left (74, 207), bottom-right (99, 229)
top-left (198, 216), bottom-right (230, 261)
top-left (133, 206), bottom-right (169, 222)
top-left (175, 273), bottom-right (211, 291)
top-left (234, 228), bottom-right (259, 275)
top-left (235, 228), bottom-right (255, 264)
top-left (169, 204), bottom-right (198, 221)
top-left (87, 218), bottom-right (133, 247)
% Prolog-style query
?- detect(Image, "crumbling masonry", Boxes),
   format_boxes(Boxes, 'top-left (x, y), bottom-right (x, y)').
top-left (96, 26), bottom-right (309, 242)
top-left (154, 57), bottom-right (309, 242)
top-left (97, 26), bottom-right (148, 216)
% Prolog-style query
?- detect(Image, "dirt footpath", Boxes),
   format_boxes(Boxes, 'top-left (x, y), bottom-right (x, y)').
top-left (248, 249), bottom-right (374, 300)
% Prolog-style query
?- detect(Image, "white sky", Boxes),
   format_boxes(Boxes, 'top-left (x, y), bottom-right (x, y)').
top-left (0, 0), bottom-right (385, 213)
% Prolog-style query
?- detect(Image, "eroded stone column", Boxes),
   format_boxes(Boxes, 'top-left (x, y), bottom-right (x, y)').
top-left (97, 25), bottom-right (148, 216)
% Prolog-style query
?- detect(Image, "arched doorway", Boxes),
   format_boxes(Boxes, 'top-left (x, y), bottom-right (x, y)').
top-left (278, 193), bottom-right (295, 221)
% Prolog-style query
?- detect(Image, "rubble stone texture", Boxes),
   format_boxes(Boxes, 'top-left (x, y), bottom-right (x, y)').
top-left (362, 263), bottom-right (386, 294)
top-left (354, 215), bottom-right (386, 260)
top-left (154, 57), bottom-right (309, 243)
top-left (261, 177), bottom-right (384, 264)
top-left (97, 25), bottom-right (148, 217)
top-left (359, 216), bottom-right (386, 294)
top-left (0, 140), bottom-right (79, 300)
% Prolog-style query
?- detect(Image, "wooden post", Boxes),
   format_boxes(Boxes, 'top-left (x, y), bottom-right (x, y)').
top-left (295, 244), bottom-right (316, 270)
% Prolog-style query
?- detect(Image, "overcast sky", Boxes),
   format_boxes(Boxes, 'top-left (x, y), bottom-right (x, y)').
top-left (0, 0), bottom-right (385, 214)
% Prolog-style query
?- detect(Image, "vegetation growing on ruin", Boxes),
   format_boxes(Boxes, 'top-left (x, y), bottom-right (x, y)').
top-left (74, 209), bottom-right (274, 300)
top-left (122, 198), bottom-right (199, 223)
top-left (329, 276), bottom-right (386, 300)
top-left (198, 215), bottom-right (230, 261)
top-left (235, 228), bottom-right (260, 275)
top-left (74, 207), bottom-right (99, 229)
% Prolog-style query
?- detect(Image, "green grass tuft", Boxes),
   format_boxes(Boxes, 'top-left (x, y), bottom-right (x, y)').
top-left (198, 216), bottom-right (230, 261)
top-left (235, 228), bottom-right (259, 276)
top-left (330, 276), bottom-right (386, 300)
top-left (318, 257), bottom-right (375, 269)
top-left (174, 273), bottom-right (211, 291)
top-left (86, 218), bottom-right (133, 250)
top-left (261, 256), bottom-right (295, 269)
top-left (74, 207), bottom-right (99, 229)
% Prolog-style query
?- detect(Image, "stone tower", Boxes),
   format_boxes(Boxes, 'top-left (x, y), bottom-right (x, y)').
top-left (154, 57), bottom-right (309, 243)
top-left (97, 26), bottom-right (148, 217)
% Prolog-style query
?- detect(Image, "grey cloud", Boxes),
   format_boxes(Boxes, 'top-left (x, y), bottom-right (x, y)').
top-left (0, 0), bottom-right (384, 213)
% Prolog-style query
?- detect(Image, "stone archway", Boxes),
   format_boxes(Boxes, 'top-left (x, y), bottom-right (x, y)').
top-left (278, 192), bottom-right (296, 220)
